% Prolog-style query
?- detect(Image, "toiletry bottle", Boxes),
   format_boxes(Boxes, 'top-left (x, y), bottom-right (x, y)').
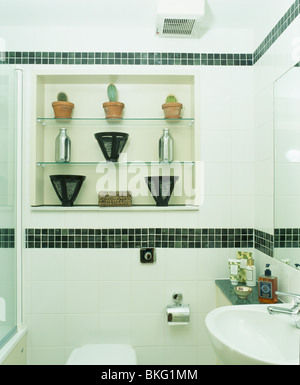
top-left (228, 259), bottom-right (240, 286)
top-left (258, 264), bottom-right (278, 303)
top-left (55, 127), bottom-right (71, 162)
top-left (238, 258), bottom-right (247, 283)
top-left (237, 251), bottom-right (252, 283)
top-left (159, 128), bottom-right (173, 162)
top-left (246, 258), bottom-right (256, 287)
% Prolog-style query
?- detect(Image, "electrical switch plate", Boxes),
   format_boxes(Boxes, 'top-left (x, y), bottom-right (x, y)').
top-left (140, 248), bottom-right (156, 263)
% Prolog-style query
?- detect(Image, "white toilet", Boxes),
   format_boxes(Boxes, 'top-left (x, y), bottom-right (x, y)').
top-left (66, 344), bottom-right (137, 365)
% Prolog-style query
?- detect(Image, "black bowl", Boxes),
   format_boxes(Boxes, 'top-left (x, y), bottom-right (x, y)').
top-left (50, 175), bottom-right (86, 206)
top-left (145, 176), bottom-right (179, 206)
top-left (94, 132), bottom-right (129, 162)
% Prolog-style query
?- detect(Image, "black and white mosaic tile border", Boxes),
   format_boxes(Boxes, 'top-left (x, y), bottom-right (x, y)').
top-left (254, 229), bottom-right (273, 258)
top-left (274, 228), bottom-right (300, 248)
top-left (25, 227), bottom-right (276, 257)
top-left (0, 227), bottom-right (274, 255)
top-left (0, 228), bottom-right (15, 248)
top-left (25, 227), bottom-right (256, 249)
top-left (1, 52), bottom-right (252, 66)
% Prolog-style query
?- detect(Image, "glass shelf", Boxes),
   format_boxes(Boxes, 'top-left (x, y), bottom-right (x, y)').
top-left (31, 204), bottom-right (199, 211)
top-left (37, 117), bottom-right (195, 126)
top-left (36, 161), bottom-right (195, 166)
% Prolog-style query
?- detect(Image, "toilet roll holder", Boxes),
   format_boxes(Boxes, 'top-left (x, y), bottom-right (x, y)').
top-left (172, 292), bottom-right (183, 305)
top-left (166, 292), bottom-right (190, 325)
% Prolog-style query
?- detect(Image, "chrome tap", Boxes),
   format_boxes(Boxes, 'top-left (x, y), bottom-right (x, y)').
top-left (267, 291), bottom-right (300, 329)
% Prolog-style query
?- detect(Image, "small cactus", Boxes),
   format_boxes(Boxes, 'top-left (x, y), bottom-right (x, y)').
top-left (57, 92), bottom-right (68, 102)
top-left (165, 94), bottom-right (177, 103)
top-left (107, 84), bottom-right (117, 102)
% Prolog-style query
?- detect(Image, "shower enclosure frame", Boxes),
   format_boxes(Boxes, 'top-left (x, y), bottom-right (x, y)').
top-left (15, 68), bottom-right (24, 331)
top-left (0, 65), bottom-right (25, 362)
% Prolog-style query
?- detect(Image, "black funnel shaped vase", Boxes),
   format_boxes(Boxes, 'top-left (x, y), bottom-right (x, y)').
top-left (145, 176), bottom-right (179, 206)
top-left (50, 175), bottom-right (86, 206)
top-left (94, 132), bottom-right (129, 162)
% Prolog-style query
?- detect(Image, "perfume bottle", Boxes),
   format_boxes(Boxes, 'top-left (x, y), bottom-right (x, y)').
top-left (258, 264), bottom-right (278, 304)
top-left (159, 128), bottom-right (173, 162)
top-left (55, 127), bottom-right (71, 162)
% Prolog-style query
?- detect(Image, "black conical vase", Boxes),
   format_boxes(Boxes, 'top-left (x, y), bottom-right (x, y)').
top-left (50, 175), bottom-right (86, 206)
top-left (145, 176), bottom-right (179, 206)
top-left (94, 132), bottom-right (129, 162)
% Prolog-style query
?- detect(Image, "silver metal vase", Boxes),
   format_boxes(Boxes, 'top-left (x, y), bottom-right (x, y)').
top-left (159, 128), bottom-right (173, 162)
top-left (55, 127), bottom-right (71, 162)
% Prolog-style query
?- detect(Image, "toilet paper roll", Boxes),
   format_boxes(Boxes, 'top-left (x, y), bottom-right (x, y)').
top-left (166, 304), bottom-right (190, 325)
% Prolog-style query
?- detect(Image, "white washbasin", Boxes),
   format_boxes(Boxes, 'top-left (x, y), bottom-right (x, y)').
top-left (205, 304), bottom-right (300, 365)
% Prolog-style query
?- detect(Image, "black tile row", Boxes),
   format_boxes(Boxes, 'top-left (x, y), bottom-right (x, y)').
top-left (1, 51), bottom-right (252, 66)
top-left (25, 227), bottom-right (254, 249)
top-left (274, 228), bottom-right (300, 248)
top-left (0, 227), bottom-right (275, 258)
top-left (254, 229), bottom-right (273, 257)
top-left (0, 228), bottom-right (15, 248)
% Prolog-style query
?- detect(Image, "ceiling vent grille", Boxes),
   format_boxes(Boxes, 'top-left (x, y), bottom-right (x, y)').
top-left (162, 18), bottom-right (196, 36)
top-left (156, 0), bottom-right (205, 39)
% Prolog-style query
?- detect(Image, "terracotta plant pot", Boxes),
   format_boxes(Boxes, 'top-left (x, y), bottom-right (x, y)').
top-left (162, 102), bottom-right (183, 119)
top-left (52, 101), bottom-right (74, 119)
top-left (103, 101), bottom-right (125, 119)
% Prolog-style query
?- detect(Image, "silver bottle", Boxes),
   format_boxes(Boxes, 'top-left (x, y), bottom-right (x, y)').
top-left (55, 127), bottom-right (71, 162)
top-left (159, 128), bottom-right (173, 162)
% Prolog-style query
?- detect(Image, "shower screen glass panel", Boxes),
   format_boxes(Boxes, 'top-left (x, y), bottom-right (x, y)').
top-left (0, 66), bottom-right (17, 346)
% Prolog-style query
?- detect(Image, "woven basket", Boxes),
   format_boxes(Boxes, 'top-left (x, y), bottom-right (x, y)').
top-left (98, 191), bottom-right (132, 207)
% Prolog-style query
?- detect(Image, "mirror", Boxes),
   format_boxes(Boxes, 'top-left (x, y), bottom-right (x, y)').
top-left (274, 63), bottom-right (300, 271)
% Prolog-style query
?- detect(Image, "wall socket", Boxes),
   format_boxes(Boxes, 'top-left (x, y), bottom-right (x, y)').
top-left (140, 248), bottom-right (156, 264)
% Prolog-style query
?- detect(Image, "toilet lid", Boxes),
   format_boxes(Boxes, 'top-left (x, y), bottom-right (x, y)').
top-left (66, 344), bottom-right (137, 365)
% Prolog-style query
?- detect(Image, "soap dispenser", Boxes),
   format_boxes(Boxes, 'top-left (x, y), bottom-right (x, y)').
top-left (258, 264), bottom-right (278, 303)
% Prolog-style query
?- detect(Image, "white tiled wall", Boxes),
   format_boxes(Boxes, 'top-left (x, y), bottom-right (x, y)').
top-left (25, 247), bottom-right (250, 365)
top-left (0, 26), bottom-right (254, 53)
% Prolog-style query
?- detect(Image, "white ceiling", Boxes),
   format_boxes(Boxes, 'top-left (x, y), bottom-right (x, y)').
top-left (0, 0), bottom-right (294, 30)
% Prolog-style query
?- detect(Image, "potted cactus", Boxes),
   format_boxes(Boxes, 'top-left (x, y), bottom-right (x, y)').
top-left (103, 83), bottom-right (125, 119)
top-left (162, 94), bottom-right (182, 119)
top-left (52, 92), bottom-right (74, 119)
